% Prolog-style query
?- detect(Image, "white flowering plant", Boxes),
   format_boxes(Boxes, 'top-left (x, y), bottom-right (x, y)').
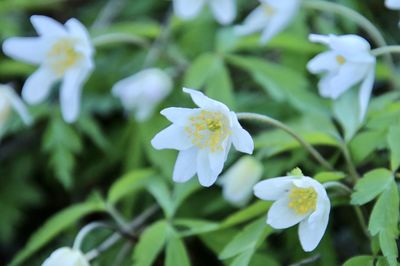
top-left (0, 0), bottom-right (399, 266)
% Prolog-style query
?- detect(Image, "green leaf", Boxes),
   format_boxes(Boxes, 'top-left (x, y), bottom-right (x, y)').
top-left (314, 171), bottom-right (346, 183)
top-left (379, 230), bottom-right (398, 266)
top-left (219, 218), bottom-right (273, 259)
top-left (165, 233), bottom-right (191, 266)
top-left (132, 220), bottom-right (168, 266)
top-left (76, 115), bottom-right (109, 151)
top-left (174, 219), bottom-right (220, 236)
top-left (351, 168), bottom-right (393, 205)
top-left (9, 200), bottom-right (106, 266)
top-left (172, 179), bottom-right (202, 213)
top-left (147, 178), bottom-right (174, 218)
top-left (221, 201), bottom-right (271, 229)
top-left (333, 88), bottom-right (361, 142)
top-left (387, 124), bottom-right (400, 171)
top-left (107, 169), bottom-right (154, 204)
top-left (368, 181), bottom-right (399, 236)
top-left (343, 256), bottom-right (374, 266)
top-left (349, 130), bottom-right (386, 164)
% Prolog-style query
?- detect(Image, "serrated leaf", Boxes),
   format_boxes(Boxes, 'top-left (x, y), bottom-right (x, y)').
top-left (379, 230), bottom-right (398, 266)
top-left (387, 125), bottom-right (400, 171)
top-left (221, 201), bottom-right (271, 229)
top-left (9, 200), bottom-right (106, 266)
top-left (351, 168), bottom-right (393, 205)
top-left (174, 219), bottom-right (220, 237)
top-left (314, 171), bottom-right (346, 183)
top-left (76, 115), bottom-right (109, 151)
top-left (165, 233), bottom-right (191, 266)
top-left (343, 256), bottom-right (374, 266)
top-left (132, 220), bottom-right (168, 266)
top-left (107, 169), bottom-right (154, 204)
top-left (147, 178), bottom-right (174, 218)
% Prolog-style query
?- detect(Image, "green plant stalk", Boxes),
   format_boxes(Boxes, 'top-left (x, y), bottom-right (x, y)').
top-left (92, 33), bottom-right (150, 48)
top-left (339, 142), bottom-right (360, 183)
top-left (303, 0), bottom-right (396, 80)
top-left (371, 45), bottom-right (400, 57)
top-left (236, 112), bottom-right (334, 170)
top-left (73, 222), bottom-right (108, 250)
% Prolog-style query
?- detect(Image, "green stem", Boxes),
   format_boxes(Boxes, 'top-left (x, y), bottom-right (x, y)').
top-left (339, 141), bottom-right (360, 183)
top-left (92, 33), bottom-right (149, 48)
top-left (303, 0), bottom-right (396, 77)
top-left (323, 181), bottom-right (352, 193)
top-left (236, 112), bottom-right (334, 170)
top-left (371, 45), bottom-right (400, 57)
top-left (354, 205), bottom-right (370, 238)
top-left (73, 222), bottom-right (108, 250)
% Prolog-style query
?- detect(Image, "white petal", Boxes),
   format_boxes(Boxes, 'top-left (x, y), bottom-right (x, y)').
top-left (209, 0), bottom-right (236, 25)
top-left (2, 37), bottom-right (47, 65)
top-left (358, 67), bottom-right (375, 121)
top-left (307, 51), bottom-right (338, 74)
top-left (22, 67), bottom-right (58, 104)
top-left (298, 201), bottom-right (330, 251)
top-left (208, 149), bottom-right (226, 173)
top-left (317, 73), bottom-right (336, 98)
top-left (134, 103), bottom-right (156, 121)
top-left (386, 0), bottom-right (400, 9)
top-left (197, 150), bottom-right (219, 187)
top-left (160, 107), bottom-right (197, 126)
top-left (183, 87), bottom-right (229, 111)
top-left (60, 67), bottom-right (91, 123)
top-left (173, 0), bottom-right (206, 19)
top-left (42, 247), bottom-right (89, 266)
top-left (5, 89), bottom-right (32, 125)
top-left (65, 18), bottom-right (94, 56)
top-left (30, 15), bottom-right (67, 37)
top-left (173, 148), bottom-right (198, 183)
top-left (328, 35), bottom-right (373, 63)
top-left (234, 6), bottom-right (268, 36)
top-left (151, 125), bottom-right (193, 150)
top-left (253, 176), bottom-right (294, 201)
top-left (231, 112), bottom-right (254, 154)
top-left (267, 196), bottom-right (308, 229)
top-left (309, 34), bottom-right (330, 45)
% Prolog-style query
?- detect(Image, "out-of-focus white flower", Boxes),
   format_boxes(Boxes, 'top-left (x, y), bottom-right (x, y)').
top-left (220, 156), bottom-right (263, 206)
top-left (2, 15), bottom-right (94, 123)
top-left (235, 0), bottom-right (300, 43)
top-left (385, 0), bottom-right (400, 9)
top-left (112, 68), bottom-right (172, 122)
top-left (42, 247), bottom-right (89, 266)
top-left (151, 88), bottom-right (253, 187)
top-left (254, 175), bottom-right (330, 252)
top-left (0, 84), bottom-right (32, 128)
top-left (173, 0), bottom-right (236, 25)
top-left (307, 34), bottom-right (376, 121)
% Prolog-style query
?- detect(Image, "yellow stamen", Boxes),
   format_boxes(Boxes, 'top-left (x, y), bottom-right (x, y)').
top-left (288, 187), bottom-right (317, 215)
top-left (262, 4), bottom-right (275, 16)
top-left (336, 55), bottom-right (346, 65)
top-left (185, 110), bottom-right (231, 152)
top-left (47, 39), bottom-right (81, 76)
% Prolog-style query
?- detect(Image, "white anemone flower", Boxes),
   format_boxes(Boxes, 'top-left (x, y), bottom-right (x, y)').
top-left (0, 84), bottom-right (32, 128)
top-left (220, 156), bottom-right (263, 206)
top-left (173, 0), bottom-right (236, 25)
top-left (254, 175), bottom-right (330, 252)
top-left (2, 15), bottom-right (94, 123)
top-left (42, 247), bottom-right (89, 266)
top-left (234, 0), bottom-right (300, 43)
top-left (112, 68), bottom-right (172, 122)
top-left (307, 34), bottom-right (376, 121)
top-left (151, 88), bottom-right (254, 187)
top-left (385, 0), bottom-right (400, 9)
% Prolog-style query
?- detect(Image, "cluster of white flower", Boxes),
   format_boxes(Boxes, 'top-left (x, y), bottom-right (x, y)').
top-left (2, 0), bottom-right (399, 263)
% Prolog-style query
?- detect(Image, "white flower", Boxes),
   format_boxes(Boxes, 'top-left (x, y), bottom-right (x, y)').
top-left (385, 0), bottom-right (400, 10)
top-left (0, 84), bottom-right (32, 128)
top-left (112, 68), bottom-right (172, 121)
top-left (307, 34), bottom-right (376, 121)
top-left (220, 156), bottom-right (263, 206)
top-left (2, 15), bottom-right (94, 123)
top-left (254, 175), bottom-right (330, 252)
top-left (42, 247), bottom-right (89, 266)
top-left (234, 0), bottom-right (300, 43)
top-left (173, 0), bottom-right (236, 25)
top-left (151, 88), bottom-right (254, 187)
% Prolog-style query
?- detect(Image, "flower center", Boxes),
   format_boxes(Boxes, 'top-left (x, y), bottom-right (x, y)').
top-left (336, 55), bottom-right (346, 65)
top-left (288, 187), bottom-right (317, 215)
top-left (47, 39), bottom-right (81, 76)
top-left (262, 4), bottom-right (275, 16)
top-left (185, 110), bottom-right (231, 152)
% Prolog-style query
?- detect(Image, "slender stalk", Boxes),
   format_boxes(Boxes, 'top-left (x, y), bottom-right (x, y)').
top-left (339, 142), bottom-right (360, 183)
top-left (323, 181), bottom-right (352, 193)
top-left (91, 0), bottom-right (126, 29)
top-left (73, 222), bottom-right (108, 250)
top-left (85, 205), bottom-right (158, 261)
top-left (371, 45), bottom-right (400, 57)
top-left (106, 204), bottom-right (129, 231)
top-left (303, 0), bottom-right (396, 77)
top-left (92, 33), bottom-right (149, 48)
top-left (236, 112), bottom-right (333, 170)
top-left (354, 206), bottom-right (370, 238)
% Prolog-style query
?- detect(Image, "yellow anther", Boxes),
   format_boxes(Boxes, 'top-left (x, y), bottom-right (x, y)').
top-left (288, 187), bottom-right (317, 215)
top-left (185, 110), bottom-right (230, 152)
top-left (336, 55), bottom-right (346, 65)
top-left (262, 4), bottom-right (275, 16)
top-left (47, 39), bottom-right (81, 76)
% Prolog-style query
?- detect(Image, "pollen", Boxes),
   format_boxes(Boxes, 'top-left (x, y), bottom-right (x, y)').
top-left (47, 39), bottom-right (81, 76)
top-left (262, 4), bottom-right (275, 16)
top-left (185, 110), bottom-right (231, 152)
top-left (288, 187), bottom-right (317, 215)
top-left (335, 55), bottom-right (346, 65)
